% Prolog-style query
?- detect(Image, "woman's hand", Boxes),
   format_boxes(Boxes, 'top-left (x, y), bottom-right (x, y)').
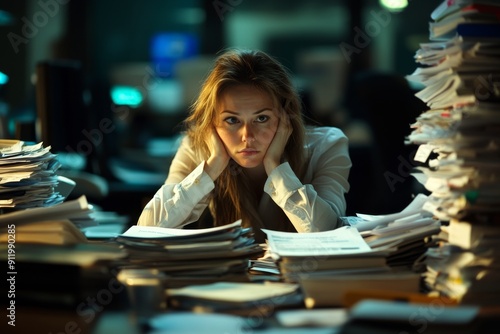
top-left (263, 112), bottom-right (292, 175)
top-left (205, 128), bottom-right (230, 181)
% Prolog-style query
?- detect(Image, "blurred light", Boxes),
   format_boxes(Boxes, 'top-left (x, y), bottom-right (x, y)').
top-left (0, 71), bottom-right (8, 85)
top-left (150, 33), bottom-right (198, 78)
top-left (0, 10), bottom-right (15, 26)
top-left (175, 8), bottom-right (205, 25)
top-left (110, 85), bottom-right (143, 107)
top-left (147, 79), bottom-right (183, 114)
top-left (379, 0), bottom-right (408, 12)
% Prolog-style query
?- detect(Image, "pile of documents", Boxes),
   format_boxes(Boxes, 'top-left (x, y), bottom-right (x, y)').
top-left (428, 0), bottom-right (500, 41)
top-left (115, 220), bottom-right (264, 288)
top-left (248, 193), bottom-right (444, 308)
top-left (263, 226), bottom-right (391, 281)
top-left (405, 0), bottom-right (500, 306)
top-left (0, 195), bottom-right (99, 245)
top-left (346, 194), bottom-right (442, 269)
top-left (0, 140), bottom-right (129, 242)
top-left (249, 194), bottom-right (442, 292)
top-left (165, 281), bottom-right (303, 315)
top-left (262, 216), bottom-right (434, 308)
top-left (0, 241), bottom-right (128, 309)
top-left (247, 244), bottom-right (281, 282)
top-left (0, 140), bottom-right (64, 209)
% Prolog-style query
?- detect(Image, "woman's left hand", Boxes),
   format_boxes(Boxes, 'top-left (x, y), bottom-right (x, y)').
top-left (263, 112), bottom-right (292, 175)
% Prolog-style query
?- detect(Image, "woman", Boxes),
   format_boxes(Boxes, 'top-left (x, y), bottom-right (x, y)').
top-left (137, 48), bottom-right (351, 242)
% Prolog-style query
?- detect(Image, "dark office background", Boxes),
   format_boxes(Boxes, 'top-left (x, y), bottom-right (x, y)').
top-left (0, 0), bottom-right (439, 222)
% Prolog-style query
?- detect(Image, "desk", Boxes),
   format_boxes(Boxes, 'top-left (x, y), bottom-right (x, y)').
top-left (10, 294), bottom-right (343, 334)
top-left (13, 307), bottom-right (101, 334)
top-left (10, 303), bottom-right (495, 334)
top-left (3, 241), bottom-right (496, 333)
top-left (92, 309), bottom-right (344, 334)
top-left (8, 276), bottom-right (495, 334)
top-left (91, 302), bottom-right (496, 334)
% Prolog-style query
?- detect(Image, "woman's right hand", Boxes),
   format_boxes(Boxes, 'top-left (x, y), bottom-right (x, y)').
top-left (205, 128), bottom-right (230, 181)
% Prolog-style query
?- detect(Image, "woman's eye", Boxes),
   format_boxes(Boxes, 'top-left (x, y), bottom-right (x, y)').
top-left (256, 115), bottom-right (269, 123)
top-left (224, 117), bottom-right (239, 125)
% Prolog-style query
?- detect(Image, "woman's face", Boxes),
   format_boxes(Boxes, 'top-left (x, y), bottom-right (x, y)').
top-left (215, 84), bottom-right (279, 169)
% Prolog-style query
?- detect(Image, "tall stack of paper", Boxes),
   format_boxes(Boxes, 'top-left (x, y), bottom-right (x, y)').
top-left (0, 140), bottom-right (64, 209)
top-left (0, 140), bottom-right (129, 242)
top-left (405, 0), bottom-right (500, 306)
top-left (429, 0), bottom-right (500, 41)
top-left (115, 220), bottom-right (264, 288)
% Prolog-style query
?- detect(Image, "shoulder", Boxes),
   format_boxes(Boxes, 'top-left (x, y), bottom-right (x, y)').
top-left (172, 133), bottom-right (191, 154)
top-left (304, 126), bottom-right (348, 149)
top-left (173, 133), bottom-right (202, 162)
top-left (301, 126), bottom-right (351, 179)
top-left (178, 133), bottom-right (191, 147)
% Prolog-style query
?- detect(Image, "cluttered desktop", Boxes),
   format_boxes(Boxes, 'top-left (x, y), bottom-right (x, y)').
top-left (2, 1), bottom-right (500, 333)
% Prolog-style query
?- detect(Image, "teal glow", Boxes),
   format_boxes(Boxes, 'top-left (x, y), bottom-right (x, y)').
top-left (0, 71), bottom-right (8, 85)
top-left (379, 0), bottom-right (408, 11)
top-left (0, 10), bottom-right (15, 26)
top-left (110, 86), bottom-right (143, 107)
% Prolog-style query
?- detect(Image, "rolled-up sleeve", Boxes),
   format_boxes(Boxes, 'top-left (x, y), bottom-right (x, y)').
top-left (264, 127), bottom-right (351, 233)
top-left (137, 136), bottom-right (215, 228)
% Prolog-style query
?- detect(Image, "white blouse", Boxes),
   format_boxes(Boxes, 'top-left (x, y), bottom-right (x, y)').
top-left (137, 126), bottom-right (351, 235)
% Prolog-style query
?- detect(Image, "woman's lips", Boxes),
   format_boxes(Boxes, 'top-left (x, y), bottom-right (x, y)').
top-left (239, 148), bottom-right (259, 155)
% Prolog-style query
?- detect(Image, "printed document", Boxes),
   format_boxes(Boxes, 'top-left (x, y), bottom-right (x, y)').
top-left (262, 226), bottom-right (371, 257)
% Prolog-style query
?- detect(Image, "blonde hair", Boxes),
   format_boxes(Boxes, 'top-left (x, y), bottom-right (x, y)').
top-left (184, 48), bottom-right (306, 230)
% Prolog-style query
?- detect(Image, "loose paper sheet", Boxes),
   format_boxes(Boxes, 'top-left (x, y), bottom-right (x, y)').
top-left (262, 226), bottom-right (371, 257)
top-left (120, 220), bottom-right (242, 239)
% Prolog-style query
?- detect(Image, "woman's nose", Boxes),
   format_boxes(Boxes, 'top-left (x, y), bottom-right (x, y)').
top-left (241, 124), bottom-right (255, 143)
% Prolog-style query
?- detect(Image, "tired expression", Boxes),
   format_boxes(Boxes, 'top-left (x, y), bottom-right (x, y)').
top-left (215, 84), bottom-right (279, 169)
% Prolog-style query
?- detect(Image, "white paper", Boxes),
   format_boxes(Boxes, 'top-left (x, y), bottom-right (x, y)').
top-left (0, 195), bottom-right (90, 226)
top-left (167, 282), bottom-right (299, 303)
top-left (275, 308), bottom-right (348, 328)
top-left (262, 226), bottom-right (371, 257)
top-left (121, 220), bottom-right (242, 239)
top-left (148, 312), bottom-right (247, 333)
top-left (352, 193), bottom-right (429, 231)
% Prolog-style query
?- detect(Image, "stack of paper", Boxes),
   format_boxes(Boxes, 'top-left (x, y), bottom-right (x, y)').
top-left (0, 242), bottom-right (128, 308)
top-left (342, 194), bottom-right (442, 269)
top-left (429, 0), bottom-right (500, 41)
top-left (405, 0), bottom-right (500, 306)
top-left (115, 220), bottom-right (264, 288)
top-left (262, 226), bottom-right (424, 308)
top-left (166, 281), bottom-right (303, 315)
top-left (0, 195), bottom-right (98, 245)
top-left (0, 140), bottom-right (64, 209)
top-left (263, 227), bottom-right (390, 277)
top-left (248, 244), bottom-right (281, 282)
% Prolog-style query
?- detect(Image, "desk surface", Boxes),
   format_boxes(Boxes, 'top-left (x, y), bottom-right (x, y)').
top-left (92, 309), bottom-right (345, 334)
